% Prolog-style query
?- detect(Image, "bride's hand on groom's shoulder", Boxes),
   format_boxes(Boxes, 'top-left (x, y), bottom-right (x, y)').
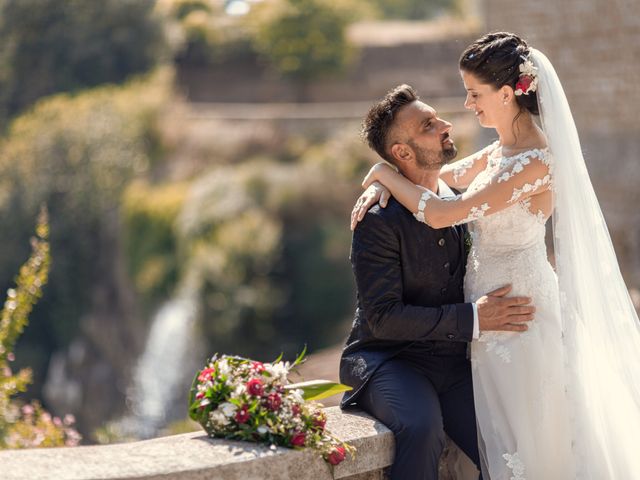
top-left (350, 181), bottom-right (391, 230)
top-left (477, 284), bottom-right (536, 333)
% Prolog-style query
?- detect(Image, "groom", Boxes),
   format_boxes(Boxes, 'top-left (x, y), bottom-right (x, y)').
top-left (339, 84), bottom-right (535, 479)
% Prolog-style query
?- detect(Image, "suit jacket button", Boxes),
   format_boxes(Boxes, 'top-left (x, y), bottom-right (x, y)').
top-left (443, 262), bottom-right (450, 270)
top-left (438, 238), bottom-right (445, 246)
top-left (447, 333), bottom-right (455, 339)
top-left (441, 287), bottom-right (447, 295)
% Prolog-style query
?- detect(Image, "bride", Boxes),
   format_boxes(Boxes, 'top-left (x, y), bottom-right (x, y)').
top-left (352, 32), bottom-right (640, 479)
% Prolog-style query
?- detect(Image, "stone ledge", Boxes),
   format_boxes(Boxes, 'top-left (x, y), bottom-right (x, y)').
top-left (0, 407), bottom-right (393, 480)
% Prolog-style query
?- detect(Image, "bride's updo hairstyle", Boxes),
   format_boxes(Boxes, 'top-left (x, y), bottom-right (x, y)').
top-left (459, 32), bottom-right (539, 117)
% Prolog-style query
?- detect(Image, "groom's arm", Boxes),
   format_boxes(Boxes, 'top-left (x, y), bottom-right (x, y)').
top-left (351, 210), bottom-right (474, 342)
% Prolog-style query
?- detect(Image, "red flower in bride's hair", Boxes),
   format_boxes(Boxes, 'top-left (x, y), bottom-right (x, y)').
top-left (515, 75), bottom-right (533, 95)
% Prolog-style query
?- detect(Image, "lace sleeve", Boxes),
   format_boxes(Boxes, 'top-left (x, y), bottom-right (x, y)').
top-left (415, 150), bottom-right (552, 228)
top-left (439, 141), bottom-right (498, 189)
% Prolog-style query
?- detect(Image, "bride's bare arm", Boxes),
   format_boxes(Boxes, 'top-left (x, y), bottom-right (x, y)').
top-left (361, 151), bottom-right (552, 229)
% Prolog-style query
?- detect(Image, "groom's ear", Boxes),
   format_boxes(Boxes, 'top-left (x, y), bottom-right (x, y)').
top-left (390, 143), bottom-right (412, 164)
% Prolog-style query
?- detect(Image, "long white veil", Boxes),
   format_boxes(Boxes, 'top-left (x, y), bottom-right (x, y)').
top-left (533, 48), bottom-right (640, 477)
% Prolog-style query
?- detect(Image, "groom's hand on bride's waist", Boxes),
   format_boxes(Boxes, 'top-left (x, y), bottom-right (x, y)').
top-left (476, 284), bottom-right (535, 333)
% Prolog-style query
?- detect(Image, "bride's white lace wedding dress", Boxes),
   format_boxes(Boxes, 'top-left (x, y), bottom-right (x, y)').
top-left (409, 49), bottom-right (640, 479)
top-left (463, 144), bottom-right (574, 479)
top-left (413, 138), bottom-right (577, 479)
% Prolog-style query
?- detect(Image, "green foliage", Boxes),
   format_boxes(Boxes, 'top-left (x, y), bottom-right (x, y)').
top-left (182, 169), bottom-right (286, 357)
top-left (0, 71), bottom-right (173, 382)
top-left (0, 208), bottom-right (49, 366)
top-left (158, 0), bottom-right (253, 65)
top-left (285, 380), bottom-right (352, 401)
top-left (0, 208), bottom-right (81, 449)
top-left (122, 180), bottom-right (188, 306)
top-left (165, 0), bottom-right (212, 20)
top-left (0, 0), bottom-right (166, 122)
top-left (0, 210), bottom-right (51, 366)
top-left (368, 0), bottom-right (461, 19)
top-left (248, 0), bottom-right (355, 83)
top-left (176, 156), bottom-right (356, 360)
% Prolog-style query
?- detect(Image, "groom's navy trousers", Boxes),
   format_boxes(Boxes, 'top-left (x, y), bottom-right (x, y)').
top-left (339, 198), bottom-right (481, 479)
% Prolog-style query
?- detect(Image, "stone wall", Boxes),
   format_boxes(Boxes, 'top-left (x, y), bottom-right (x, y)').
top-left (479, 0), bottom-right (640, 287)
top-left (0, 408), bottom-right (393, 480)
top-left (0, 407), bottom-right (481, 480)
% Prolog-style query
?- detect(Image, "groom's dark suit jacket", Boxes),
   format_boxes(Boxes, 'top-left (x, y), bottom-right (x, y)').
top-left (339, 195), bottom-right (475, 407)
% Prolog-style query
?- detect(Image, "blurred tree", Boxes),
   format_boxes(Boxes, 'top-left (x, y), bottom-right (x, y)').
top-left (0, 71), bottom-right (172, 391)
top-left (368, 0), bottom-right (461, 19)
top-left (0, 0), bottom-right (166, 123)
top-left (176, 158), bottom-right (356, 361)
top-left (248, 0), bottom-right (356, 100)
top-left (157, 0), bottom-right (254, 66)
top-left (122, 180), bottom-right (188, 308)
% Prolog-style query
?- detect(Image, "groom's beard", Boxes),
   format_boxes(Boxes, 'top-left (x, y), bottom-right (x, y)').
top-left (409, 140), bottom-right (458, 171)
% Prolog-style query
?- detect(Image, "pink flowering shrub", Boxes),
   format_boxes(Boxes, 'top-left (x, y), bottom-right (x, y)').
top-left (0, 208), bottom-right (82, 449)
top-left (188, 351), bottom-right (354, 465)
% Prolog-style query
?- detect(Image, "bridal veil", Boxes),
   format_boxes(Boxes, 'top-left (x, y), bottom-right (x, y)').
top-left (533, 48), bottom-right (640, 477)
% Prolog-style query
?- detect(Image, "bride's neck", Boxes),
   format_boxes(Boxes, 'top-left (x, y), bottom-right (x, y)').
top-left (495, 112), bottom-right (539, 148)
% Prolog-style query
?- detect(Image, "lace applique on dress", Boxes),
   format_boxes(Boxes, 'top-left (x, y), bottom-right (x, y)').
top-left (452, 157), bottom-right (475, 183)
top-left (450, 140), bottom-right (499, 185)
top-left (495, 149), bottom-right (553, 203)
top-left (508, 174), bottom-right (552, 203)
top-left (497, 155), bottom-right (531, 183)
top-left (477, 332), bottom-right (512, 363)
top-left (413, 190), bottom-right (437, 225)
top-left (520, 197), bottom-right (547, 224)
top-left (453, 202), bottom-right (490, 226)
top-left (503, 452), bottom-right (526, 480)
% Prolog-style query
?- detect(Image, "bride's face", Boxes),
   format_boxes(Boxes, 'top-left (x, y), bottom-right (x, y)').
top-left (460, 70), bottom-right (507, 128)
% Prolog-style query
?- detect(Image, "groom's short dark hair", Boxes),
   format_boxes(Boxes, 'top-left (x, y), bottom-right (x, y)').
top-left (361, 84), bottom-right (418, 165)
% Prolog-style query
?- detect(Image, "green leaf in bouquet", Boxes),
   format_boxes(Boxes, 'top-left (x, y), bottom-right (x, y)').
top-left (188, 372), bottom-right (202, 420)
top-left (285, 380), bottom-right (352, 401)
top-left (292, 344), bottom-right (308, 368)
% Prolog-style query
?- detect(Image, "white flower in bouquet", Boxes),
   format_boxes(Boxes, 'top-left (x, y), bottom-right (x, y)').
top-left (289, 388), bottom-right (305, 404)
top-left (220, 402), bottom-right (237, 418)
top-left (217, 358), bottom-right (232, 376)
top-left (209, 409), bottom-right (230, 427)
top-left (266, 361), bottom-right (289, 383)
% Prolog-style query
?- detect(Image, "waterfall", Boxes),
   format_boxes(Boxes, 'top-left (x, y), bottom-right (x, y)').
top-left (119, 281), bottom-right (202, 439)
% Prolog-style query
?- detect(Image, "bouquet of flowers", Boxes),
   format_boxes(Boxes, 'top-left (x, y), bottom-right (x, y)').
top-left (188, 349), bottom-right (355, 465)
